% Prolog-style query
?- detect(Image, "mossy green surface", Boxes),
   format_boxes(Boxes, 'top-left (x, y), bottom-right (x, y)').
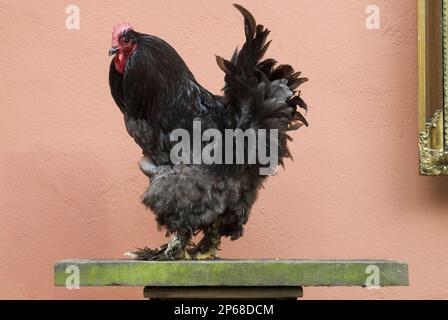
top-left (54, 259), bottom-right (408, 287)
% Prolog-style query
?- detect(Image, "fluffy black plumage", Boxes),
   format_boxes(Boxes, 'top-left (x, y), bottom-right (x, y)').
top-left (109, 4), bottom-right (308, 260)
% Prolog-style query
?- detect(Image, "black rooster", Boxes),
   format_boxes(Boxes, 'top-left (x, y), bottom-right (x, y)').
top-left (109, 4), bottom-right (308, 260)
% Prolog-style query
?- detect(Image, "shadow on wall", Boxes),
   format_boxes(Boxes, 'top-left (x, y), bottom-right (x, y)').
top-left (426, 175), bottom-right (448, 206)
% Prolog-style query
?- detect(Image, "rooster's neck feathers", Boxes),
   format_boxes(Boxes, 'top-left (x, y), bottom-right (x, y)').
top-left (111, 32), bottom-right (206, 121)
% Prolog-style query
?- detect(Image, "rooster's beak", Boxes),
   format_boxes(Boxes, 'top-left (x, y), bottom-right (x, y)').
top-left (109, 47), bottom-right (119, 56)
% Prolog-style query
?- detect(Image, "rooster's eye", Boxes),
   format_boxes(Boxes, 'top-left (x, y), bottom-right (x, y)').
top-left (123, 37), bottom-right (130, 43)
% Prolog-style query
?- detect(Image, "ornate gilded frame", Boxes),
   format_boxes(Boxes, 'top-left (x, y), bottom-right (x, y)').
top-left (418, 0), bottom-right (448, 175)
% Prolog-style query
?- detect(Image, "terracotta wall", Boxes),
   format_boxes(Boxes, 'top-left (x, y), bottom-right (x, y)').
top-left (1, 0), bottom-right (446, 299)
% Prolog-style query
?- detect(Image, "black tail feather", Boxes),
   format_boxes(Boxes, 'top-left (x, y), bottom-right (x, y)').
top-left (216, 4), bottom-right (309, 172)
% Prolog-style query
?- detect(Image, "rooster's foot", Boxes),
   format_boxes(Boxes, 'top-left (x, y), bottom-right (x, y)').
top-left (193, 250), bottom-right (220, 260)
top-left (188, 245), bottom-right (220, 260)
top-left (132, 235), bottom-right (191, 261)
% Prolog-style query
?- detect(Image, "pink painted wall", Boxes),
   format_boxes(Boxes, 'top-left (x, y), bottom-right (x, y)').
top-left (0, 0), bottom-right (445, 299)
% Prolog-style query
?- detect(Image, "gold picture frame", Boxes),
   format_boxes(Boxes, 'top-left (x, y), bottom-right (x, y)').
top-left (418, 0), bottom-right (448, 175)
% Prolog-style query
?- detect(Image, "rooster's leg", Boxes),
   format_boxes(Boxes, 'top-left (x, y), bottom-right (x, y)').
top-left (163, 233), bottom-right (192, 260)
top-left (189, 226), bottom-right (221, 260)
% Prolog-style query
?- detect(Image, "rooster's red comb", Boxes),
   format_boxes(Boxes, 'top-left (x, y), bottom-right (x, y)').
top-left (112, 22), bottom-right (133, 46)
